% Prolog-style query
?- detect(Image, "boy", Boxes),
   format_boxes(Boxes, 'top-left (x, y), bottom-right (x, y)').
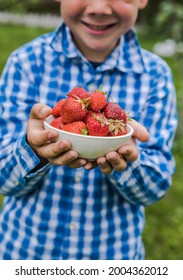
top-left (0, 0), bottom-right (177, 259)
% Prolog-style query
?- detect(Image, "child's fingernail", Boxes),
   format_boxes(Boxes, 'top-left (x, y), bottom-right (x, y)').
top-left (59, 141), bottom-right (68, 150)
top-left (40, 107), bottom-right (50, 116)
top-left (67, 152), bottom-right (78, 160)
top-left (79, 160), bottom-right (87, 166)
top-left (47, 132), bottom-right (55, 139)
top-left (84, 163), bottom-right (92, 170)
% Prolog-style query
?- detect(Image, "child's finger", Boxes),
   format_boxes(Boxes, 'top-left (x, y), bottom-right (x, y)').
top-left (106, 152), bottom-right (127, 172)
top-left (118, 139), bottom-right (139, 162)
top-left (50, 151), bottom-right (82, 166)
top-left (97, 157), bottom-right (113, 174)
top-left (129, 119), bottom-right (150, 142)
top-left (36, 139), bottom-right (72, 159)
top-left (28, 129), bottom-right (58, 147)
top-left (29, 103), bottom-right (52, 120)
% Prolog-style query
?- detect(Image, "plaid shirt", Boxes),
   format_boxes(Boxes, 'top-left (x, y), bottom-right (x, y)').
top-left (0, 23), bottom-right (177, 259)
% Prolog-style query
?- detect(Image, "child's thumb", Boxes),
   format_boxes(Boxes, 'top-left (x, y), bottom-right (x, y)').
top-left (29, 103), bottom-right (52, 119)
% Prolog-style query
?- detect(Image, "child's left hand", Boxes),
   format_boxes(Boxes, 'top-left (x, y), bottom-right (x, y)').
top-left (84, 120), bottom-right (150, 174)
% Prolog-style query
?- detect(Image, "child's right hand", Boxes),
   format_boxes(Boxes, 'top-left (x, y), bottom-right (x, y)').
top-left (26, 103), bottom-right (88, 168)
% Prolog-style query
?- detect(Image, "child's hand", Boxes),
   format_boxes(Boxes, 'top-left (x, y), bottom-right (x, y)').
top-left (96, 119), bottom-right (150, 174)
top-left (26, 103), bottom-right (88, 168)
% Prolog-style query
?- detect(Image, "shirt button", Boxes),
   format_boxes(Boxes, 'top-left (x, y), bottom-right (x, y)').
top-left (74, 176), bottom-right (81, 183)
top-left (14, 181), bottom-right (19, 186)
top-left (69, 223), bottom-right (76, 230)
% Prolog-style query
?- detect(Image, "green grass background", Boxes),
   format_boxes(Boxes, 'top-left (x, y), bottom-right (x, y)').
top-left (0, 24), bottom-right (183, 260)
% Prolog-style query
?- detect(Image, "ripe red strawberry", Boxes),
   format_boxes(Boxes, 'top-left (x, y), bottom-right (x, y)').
top-left (60, 97), bottom-right (87, 123)
top-left (50, 116), bottom-right (64, 130)
top-left (67, 87), bottom-right (90, 100)
top-left (107, 119), bottom-right (128, 136)
top-left (108, 125), bottom-right (128, 136)
top-left (62, 121), bottom-right (87, 135)
top-left (52, 99), bottom-right (66, 117)
top-left (103, 102), bottom-right (127, 124)
top-left (85, 111), bottom-right (109, 136)
top-left (89, 85), bottom-right (107, 112)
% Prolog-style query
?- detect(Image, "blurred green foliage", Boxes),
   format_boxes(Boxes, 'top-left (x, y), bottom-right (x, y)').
top-left (139, 0), bottom-right (182, 25)
top-left (0, 0), bottom-right (183, 43)
top-left (0, 0), bottom-right (182, 22)
top-left (152, 2), bottom-right (183, 43)
top-left (0, 0), bottom-right (59, 14)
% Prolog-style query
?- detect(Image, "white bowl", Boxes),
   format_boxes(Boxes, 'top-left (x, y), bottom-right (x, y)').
top-left (44, 115), bottom-right (134, 160)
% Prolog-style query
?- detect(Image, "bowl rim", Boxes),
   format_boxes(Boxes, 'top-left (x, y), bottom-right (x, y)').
top-left (44, 115), bottom-right (134, 140)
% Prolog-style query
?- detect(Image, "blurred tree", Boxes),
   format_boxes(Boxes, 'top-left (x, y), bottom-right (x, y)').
top-left (155, 2), bottom-right (183, 42)
top-left (139, 0), bottom-right (183, 26)
top-left (151, 1), bottom-right (183, 78)
top-left (0, 0), bottom-right (59, 14)
top-left (0, 0), bottom-right (182, 22)
top-left (138, 0), bottom-right (160, 24)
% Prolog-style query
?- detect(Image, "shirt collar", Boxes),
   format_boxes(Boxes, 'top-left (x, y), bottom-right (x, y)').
top-left (50, 22), bottom-right (147, 74)
top-left (50, 22), bottom-right (80, 58)
top-left (117, 29), bottom-right (147, 74)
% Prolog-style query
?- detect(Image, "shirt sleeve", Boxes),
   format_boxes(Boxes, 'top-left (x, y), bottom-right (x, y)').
top-left (110, 63), bottom-right (178, 206)
top-left (0, 52), bottom-right (50, 197)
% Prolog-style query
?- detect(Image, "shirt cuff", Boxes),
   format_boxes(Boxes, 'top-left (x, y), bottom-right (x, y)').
top-left (111, 159), bottom-right (142, 195)
top-left (110, 152), bottom-right (169, 206)
top-left (14, 134), bottom-right (49, 177)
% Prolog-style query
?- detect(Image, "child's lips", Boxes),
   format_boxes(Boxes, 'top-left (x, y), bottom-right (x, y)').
top-left (81, 21), bottom-right (116, 34)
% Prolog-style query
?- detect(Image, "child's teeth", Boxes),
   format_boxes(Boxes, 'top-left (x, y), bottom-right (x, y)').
top-left (88, 24), bottom-right (108, 31)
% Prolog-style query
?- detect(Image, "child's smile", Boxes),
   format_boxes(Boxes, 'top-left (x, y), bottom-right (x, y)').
top-left (59, 0), bottom-right (148, 62)
top-left (80, 20), bottom-right (118, 34)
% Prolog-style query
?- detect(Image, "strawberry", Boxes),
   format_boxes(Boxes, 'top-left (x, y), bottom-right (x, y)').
top-left (85, 111), bottom-right (109, 136)
top-left (50, 116), bottom-right (64, 130)
top-left (103, 102), bottom-right (127, 124)
top-left (120, 110), bottom-right (128, 124)
top-left (60, 97), bottom-right (87, 123)
top-left (108, 125), bottom-right (128, 136)
top-left (52, 99), bottom-right (66, 117)
top-left (89, 85), bottom-right (107, 112)
top-left (67, 87), bottom-right (90, 100)
top-left (107, 119), bottom-right (128, 136)
top-left (67, 87), bottom-right (91, 110)
top-left (63, 121), bottom-right (87, 135)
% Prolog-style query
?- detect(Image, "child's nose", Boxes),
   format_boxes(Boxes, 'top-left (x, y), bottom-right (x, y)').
top-left (86, 0), bottom-right (112, 15)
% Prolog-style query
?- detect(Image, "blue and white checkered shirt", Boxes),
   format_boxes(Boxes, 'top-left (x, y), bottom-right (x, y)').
top-left (0, 23), bottom-right (178, 259)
